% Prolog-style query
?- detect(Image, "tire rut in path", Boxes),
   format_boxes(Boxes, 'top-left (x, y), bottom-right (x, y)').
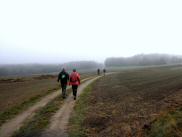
top-left (0, 77), bottom-right (92, 137)
top-left (42, 76), bottom-right (101, 137)
top-left (0, 91), bottom-right (61, 137)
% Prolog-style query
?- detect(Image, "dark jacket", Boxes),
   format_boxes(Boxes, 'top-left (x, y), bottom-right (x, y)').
top-left (57, 71), bottom-right (69, 85)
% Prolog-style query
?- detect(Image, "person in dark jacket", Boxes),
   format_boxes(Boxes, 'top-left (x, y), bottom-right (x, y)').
top-left (57, 68), bottom-right (69, 98)
top-left (103, 68), bottom-right (106, 76)
top-left (97, 68), bottom-right (100, 75)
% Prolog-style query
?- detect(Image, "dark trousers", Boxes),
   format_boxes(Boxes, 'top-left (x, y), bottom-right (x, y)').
top-left (72, 85), bottom-right (78, 97)
top-left (61, 84), bottom-right (67, 98)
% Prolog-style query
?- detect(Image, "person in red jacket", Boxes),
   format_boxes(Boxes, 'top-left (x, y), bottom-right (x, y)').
top-left (69, 69), bottom-right (80, 100)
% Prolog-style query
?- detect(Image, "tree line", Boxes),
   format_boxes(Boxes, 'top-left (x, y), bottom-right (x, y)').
top-left (1, 54), bottom-right (182, 77)
top-left (105, 54), bottom-right (182, 67)
top-left (0, 61), bottom-right (103, 77)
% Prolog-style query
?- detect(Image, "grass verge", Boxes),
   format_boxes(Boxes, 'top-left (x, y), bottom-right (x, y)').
top-left (0, 87), bottom-right (59, 127)
top-left (145, 107), bottom-right (182, 137)
top-left (68, 85), bottom-right (92, 137)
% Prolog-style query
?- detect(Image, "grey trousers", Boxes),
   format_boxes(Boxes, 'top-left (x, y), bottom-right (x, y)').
top-left (61, 84), bottom-right (67, 98)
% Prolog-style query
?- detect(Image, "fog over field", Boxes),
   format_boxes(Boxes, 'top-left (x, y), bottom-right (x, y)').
top-left (0, 0), bottom-right (182, 65)
top-left (1, 1), bottom-right (182, 137)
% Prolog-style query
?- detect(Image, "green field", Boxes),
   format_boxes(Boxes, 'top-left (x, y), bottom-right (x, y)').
top-left (69, 65), bottom-right (182, 137)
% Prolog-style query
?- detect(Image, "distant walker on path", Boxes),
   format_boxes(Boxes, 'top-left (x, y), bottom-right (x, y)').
top-left (57, 68), bottom-right (69, 98)
top-left (69, 69), bottom-right (81, 100)
top-left (103, 68), bottom-right (106, 75)
top-left (97, 68), bottom-right (100, 75)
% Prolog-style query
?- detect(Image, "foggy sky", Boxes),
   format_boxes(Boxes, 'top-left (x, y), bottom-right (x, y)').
top-left (0, 0), bottom-right (182, 64)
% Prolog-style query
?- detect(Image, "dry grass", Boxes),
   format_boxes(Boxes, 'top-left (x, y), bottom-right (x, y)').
top-left (68, 85), bottom-right (92, 137)
top-left (145, 108), bottom-right (182, 137)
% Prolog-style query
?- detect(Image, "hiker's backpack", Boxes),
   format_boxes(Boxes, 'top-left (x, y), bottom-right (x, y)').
top-left (70, 72), bottom-right (78, 82)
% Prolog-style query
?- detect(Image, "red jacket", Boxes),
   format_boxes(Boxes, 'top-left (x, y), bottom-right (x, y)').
top-left (69, 72), bottom-right (80, 86)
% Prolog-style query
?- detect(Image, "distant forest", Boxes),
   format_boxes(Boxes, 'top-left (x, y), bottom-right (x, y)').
top-left (0, 61), bottom-right (103, 77)
top-left (1, 54), bottom-right (182, 77)
top-left (105, 54), bottom-right (182, 67)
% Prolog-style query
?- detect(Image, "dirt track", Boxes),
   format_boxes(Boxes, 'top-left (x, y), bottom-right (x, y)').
top-left (0, 77), bottom-right (92, 137)
top-left (41, 76), bottom-right (101, 137)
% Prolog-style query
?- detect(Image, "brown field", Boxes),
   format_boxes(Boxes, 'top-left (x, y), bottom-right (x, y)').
top-left (0, 75), bottom-right (59, 113)
top-left (0, 73), bottom-right (93, 113)
top-left (69, 66), bottom-right (182, 137)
